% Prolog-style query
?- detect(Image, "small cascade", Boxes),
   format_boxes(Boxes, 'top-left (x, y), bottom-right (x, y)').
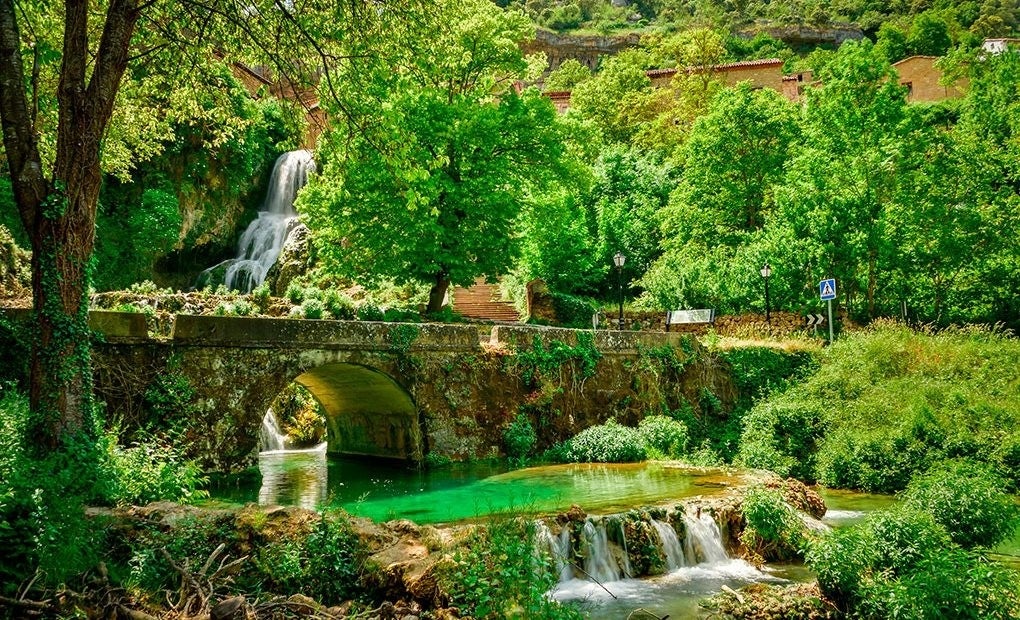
top-left (200, 150), bottom-right (316, 292)
top-left (535, 521), bottom-right (574, 583)
top-left (557, 526), bottom-right (574, 582)
top-left (539, 505), bottom-right (736, 590)
top-left (580, 520), bottom-right (623, 583)
top-left (260, 409), bottom-right (289, 452)
top-left (651, 519), bottom-right (686, 570)
top-left (684, 510), bottom-right (729, 564)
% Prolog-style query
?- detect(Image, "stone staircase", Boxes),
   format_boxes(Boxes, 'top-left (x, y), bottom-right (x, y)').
top-left (451, 278), bottom-right (521, 322)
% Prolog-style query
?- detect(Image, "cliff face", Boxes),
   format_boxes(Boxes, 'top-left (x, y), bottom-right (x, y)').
top-left (522, 29), bottom-right (642, 71)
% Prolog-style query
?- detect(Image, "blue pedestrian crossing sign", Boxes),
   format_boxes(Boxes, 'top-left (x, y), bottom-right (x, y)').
top-left (820, 278), bottom-right (837, 301)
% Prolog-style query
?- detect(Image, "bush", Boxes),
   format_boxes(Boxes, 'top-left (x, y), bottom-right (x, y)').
top-left (232, 299), bottom-right (255, 316)
top-left (503, 413), bottom-right (537, 461)
top-left (548, 292), bottom-right (597, 328)
top-left (251, 282), bottom-right (272, 309)
top-left (901, 460), bottom-right (1018, 548)
top-left (735, 400), bottom-right (824, 479)
top-left (0, 390), bottom-right (204, 593)
top-left (637, 415), bottom-right (689, 458)
top-left (97, 432), bottom-right (208, 505)
top-left (285, 281), bottom-right (305, 304)
top-left (739, 486), bottom-right (806, 561)
top-left (564, 419), bottom-right (646, 463)
top-left (301, 298), bottom-right (325, 319)
top-left (727, 326), bottom-right (1020, 492)
top-left (357, 303), bottom-right (384, 321)
top-left (444, 516), bottom-right (584, 620)
top-left (806, 505), bottom-right (1020, 619)
top-left (322, 289), bottom-right (356, 320)
top-left (546, 3), bottom-right (583, 31)
top-left (302, 510), bottom-right (367, 603)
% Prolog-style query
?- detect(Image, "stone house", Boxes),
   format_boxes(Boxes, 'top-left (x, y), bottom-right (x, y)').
top-left (891, 56), bottom-right (967, 103)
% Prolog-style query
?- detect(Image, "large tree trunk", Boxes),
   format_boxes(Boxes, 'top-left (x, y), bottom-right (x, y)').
top-left (0, 0), bottom-right (140, 449)
top-left (427, 271), bottom-right (450, 314)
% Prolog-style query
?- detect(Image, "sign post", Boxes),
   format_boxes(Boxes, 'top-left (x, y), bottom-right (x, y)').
top-left (819, 278), bottom-right (836, 342)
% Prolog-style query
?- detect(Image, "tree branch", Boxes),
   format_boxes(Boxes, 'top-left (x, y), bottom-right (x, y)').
top-left (0, 0), bottom-right (46, 227)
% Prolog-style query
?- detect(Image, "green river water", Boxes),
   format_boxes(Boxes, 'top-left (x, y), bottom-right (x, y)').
top-left (208, 452), bottom-right (1019, 617)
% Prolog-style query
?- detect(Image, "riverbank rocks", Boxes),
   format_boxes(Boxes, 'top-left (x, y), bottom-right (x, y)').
top-left (264, 222), bottom-right (313, 296)
top-left (764, 476), bottom-right (827, 519)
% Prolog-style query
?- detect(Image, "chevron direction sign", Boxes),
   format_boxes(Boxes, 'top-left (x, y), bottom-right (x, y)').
top-left (805, 314), bottom-right (826, 327)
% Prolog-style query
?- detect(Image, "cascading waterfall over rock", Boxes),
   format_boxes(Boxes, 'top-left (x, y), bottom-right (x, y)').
top-left (199, 150), bottom-right (316, 292)
top-left (538, 505), bottom-right (739, 586)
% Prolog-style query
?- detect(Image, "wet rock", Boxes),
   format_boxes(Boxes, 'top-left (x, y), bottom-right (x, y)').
top-left (210, 595), bottom-right (245, 620)
top-left (558, 504), bottom-right (587, 524)
top-left (265, 222), bottom-right (312, 296)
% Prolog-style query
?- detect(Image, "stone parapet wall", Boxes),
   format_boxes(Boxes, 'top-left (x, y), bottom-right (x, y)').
top-left (601, 310), bottom-right (835, 338)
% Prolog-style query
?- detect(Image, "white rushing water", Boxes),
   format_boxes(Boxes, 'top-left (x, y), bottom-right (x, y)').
top-left (201, 150), bottom-right (316, 292)
top-left (541, 505), bottom-right (776, 616)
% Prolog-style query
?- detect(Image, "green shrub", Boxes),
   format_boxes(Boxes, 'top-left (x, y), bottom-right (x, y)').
top-left (251, 282), bottom-right (272, 309)
top-left (444, 516), bottom-right (584, 620)
top-left (901, 460), bottom-right (1018, 548)
top-left (734, 400), bottom-right (824, 479)
top-left (302, 510), bottom-right (367, 603)
top-left (564, 419), bottom-right (646, 463)
top-left (285, 281), bottom-right (305, 304)
top-left (322, 289), bottom-right (356, 320)
top-left (637, 415), bottom-right (689, 458)
top-left (739, 486), bottom-right (806, 561)
top-left (301, 298), bottom-right (325, 319)
top-left (357, 303), bottom-right (384, 321)
top-left (382, 307), bottom-right (421, 323)
top-left (97, 432), bottom-right (208, 506)
top-left (806, 505), bottom-right (1020, 619)
top-left (547, 292), bottom-right (597, 328)
top-left (232, 299), bottom-right (255, 316)
top-left (503, 413), bottom-right (537, 461)
top-left (771, 325), bottom-right (1020, 493)
top-left (720, 347), bottom-right (819, 412)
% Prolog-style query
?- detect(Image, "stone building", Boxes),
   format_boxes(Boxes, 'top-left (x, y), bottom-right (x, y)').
top-left (891, 56), bottom-right (967, 103)
top-left (645, 58), bottom-right (786, 91)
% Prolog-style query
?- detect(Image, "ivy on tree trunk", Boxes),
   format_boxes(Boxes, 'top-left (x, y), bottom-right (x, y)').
top-left (0, 0), bottom-right (140, 449)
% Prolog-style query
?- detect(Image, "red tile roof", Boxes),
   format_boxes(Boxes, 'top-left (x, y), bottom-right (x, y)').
top-left (646, 57), bottom-right (784, 79)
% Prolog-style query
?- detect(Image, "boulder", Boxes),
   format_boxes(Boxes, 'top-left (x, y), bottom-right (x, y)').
top-left (265, 222), bottom-right (313, 296)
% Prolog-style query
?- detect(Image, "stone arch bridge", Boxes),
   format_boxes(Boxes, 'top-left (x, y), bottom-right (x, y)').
top-left (77, 312), bottom-right (733, 471)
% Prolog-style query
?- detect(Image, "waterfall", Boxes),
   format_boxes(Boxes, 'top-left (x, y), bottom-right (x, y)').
top-left (540, 506), bottom-right (735, 589)
top-left (651, 519), bottom-right (686, 570)
top-left (684, 510), bottom-right (729, 564)
top-left (200, 150), bottom-right (316, 292)
top-left (581, 520), bottom-right (623, 583)
top-left (259, 409), bottom-right (289, 452)
top-left (535, 521), bottom-right (574, 582)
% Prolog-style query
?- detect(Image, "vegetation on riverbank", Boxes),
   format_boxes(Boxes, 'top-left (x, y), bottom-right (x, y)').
top-left (734, 322), bottom-right (1020, 492)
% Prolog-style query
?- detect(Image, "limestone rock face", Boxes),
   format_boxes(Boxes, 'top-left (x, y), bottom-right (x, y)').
top-left (0, 225), bottom-right (30, 301)
top-left (522, 29), bottom-right (641, 72)
top-left (265, 222), bottom-right (313, 295)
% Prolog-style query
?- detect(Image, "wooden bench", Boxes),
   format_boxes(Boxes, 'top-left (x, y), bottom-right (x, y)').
top-left (665, 309), bottom-right (715, 331)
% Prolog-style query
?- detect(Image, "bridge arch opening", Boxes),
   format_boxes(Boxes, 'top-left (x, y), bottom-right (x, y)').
top-left (287, 362), bottom-right (422, 461)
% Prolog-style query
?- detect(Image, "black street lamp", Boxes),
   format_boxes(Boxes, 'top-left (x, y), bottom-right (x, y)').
top-left (614, 252), bottom-right (626, 330)
top-left (760, 262), bottom-right (772, 333)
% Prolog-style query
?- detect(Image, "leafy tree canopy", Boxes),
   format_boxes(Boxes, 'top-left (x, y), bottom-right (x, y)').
top-left (300, 0), bottom-right (573, 312)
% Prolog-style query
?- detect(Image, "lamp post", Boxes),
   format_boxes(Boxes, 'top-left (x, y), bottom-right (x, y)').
top-left (614, 252), bottom-right (626, 330)
top-left (760, 262), bottom-right (772, 333)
